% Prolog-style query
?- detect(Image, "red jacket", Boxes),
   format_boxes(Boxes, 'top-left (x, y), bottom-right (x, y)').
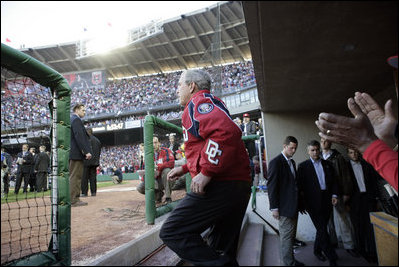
top-left (181, 90), bottom-right (250, 182)
top-left (363, 140), bottom-right (398, 191)
top-left (154, 147), bottom-right (175, 179)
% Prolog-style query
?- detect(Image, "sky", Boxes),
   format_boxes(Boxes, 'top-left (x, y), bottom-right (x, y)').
top-left (1, 1), bottom-right (220, 49)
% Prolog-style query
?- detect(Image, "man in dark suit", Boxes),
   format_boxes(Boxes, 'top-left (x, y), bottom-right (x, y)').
top-left (70, 103), bottom-right (92, 207)
top-left (241, 113), bottom-right (257, 158)
top-left (15, 144), bottom-right (34, 194)
top-left (268, 136), bottom-right (305, 266)
top-left (1, 144), bottom-right (13, 195)
top-left (167, 134), bottom-right (180, 159)
top-left (35, 145), bottom-right (50, 192)
top-left (29, 147), bottom-right (38, 192)
top-left (81, 127), bottom-right (101, 197)
top-left (346, 148), bottom-right (379, 263)
top-left (297, 140), bottom-right (338, 266)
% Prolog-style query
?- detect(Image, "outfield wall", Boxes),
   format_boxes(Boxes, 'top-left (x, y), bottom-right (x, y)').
top-left (97, 173), bottom-right (140, 182)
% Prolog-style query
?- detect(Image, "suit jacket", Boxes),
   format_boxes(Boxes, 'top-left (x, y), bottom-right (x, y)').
top-left (35, 152), bottom-right (50, 172)
top-left (267, 153), bottom-right (302, 218)
top-left (167, 142), bottom-right (180, 157)
top-left (347, 159), bottom-right (378, 211)
top-left (241, 120), bottom-right (256, 136)
top-left (297, 158), bottom-right (338, 214)
top-left (17, 151), bottom-right (34, 174)
top-left (84, 135), bottom-right (101, 167)
top-left (324, 149), bottom-right (353, 196)
top-left (70, 114), bottom-right (92, 160)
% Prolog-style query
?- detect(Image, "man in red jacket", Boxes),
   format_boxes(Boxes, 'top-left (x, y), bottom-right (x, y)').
top-left (160, 69), bottom-right (251, 265)
top-left (153, 136), bottom-right (175, 203)
top-left (136, 137), bottom-right (175, 203)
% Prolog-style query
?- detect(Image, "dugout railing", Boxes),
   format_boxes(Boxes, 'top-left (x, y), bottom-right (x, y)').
top-left (143, 115), bottom-right (189, 225)
top-left (1, 43), bottom-right (71, 266)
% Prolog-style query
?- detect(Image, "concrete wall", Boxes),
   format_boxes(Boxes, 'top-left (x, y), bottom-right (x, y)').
top-left (263, 111), bottom-right (323, 165)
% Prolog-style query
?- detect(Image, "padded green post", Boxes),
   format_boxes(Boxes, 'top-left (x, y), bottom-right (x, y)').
top-left (144, 116), bottom-right (156, 224)
top-left (144, 115), bottom-right (183, 224)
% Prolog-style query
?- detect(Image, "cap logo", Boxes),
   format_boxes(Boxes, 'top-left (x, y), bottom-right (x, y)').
top-left (198, 103), bottom-right (214, 114)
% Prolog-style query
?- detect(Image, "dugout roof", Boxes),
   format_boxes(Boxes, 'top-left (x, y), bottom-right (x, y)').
top-left (19, 1), bottom-right (249, 79)
top-left (242, 1), bottom-right (398, 113)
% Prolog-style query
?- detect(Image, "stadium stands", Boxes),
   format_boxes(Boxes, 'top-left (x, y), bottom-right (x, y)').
top-left (1, 61), bottom-right (256, 129)
top-left (1, 60), bottom-right (256, 170)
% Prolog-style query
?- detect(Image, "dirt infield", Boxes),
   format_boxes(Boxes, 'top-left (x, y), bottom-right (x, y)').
top-left (1, 180), bottom-right (186, 266)
top-left (71, 179), bottom-right (186, 265)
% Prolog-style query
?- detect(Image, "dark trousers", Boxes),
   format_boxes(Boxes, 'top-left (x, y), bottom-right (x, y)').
top-left (36, 172), bottom-right (48, 192)
top-left (350, 192), bottom-right (377, 258)
top-left (160, 180), bottom-right (251, 266)
top-left (3, 173), bottom-right (9, 193)
top-left (308, 191), bottom-right (337, 261)
top-left (15, 172), bottom-right (31, 194)
top-left (81, 166), bottom-right (97, 195)
top-left (29, 172), bottom-right (36, 192)
top-left (244, 140), bottom-right (256, 159)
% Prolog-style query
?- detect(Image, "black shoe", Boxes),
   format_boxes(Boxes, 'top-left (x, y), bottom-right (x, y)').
top-left (80, 193), bottom-right (88, 197)
top-left (91, 193), bottom-right (96, 196)
top-left (363, 254), bottom-right (377, 263)
top-left (314, 252), bottom-right (327, 262)
top-left (294, 259), bottom-right (305, 266)
top-left (329, 260), bottom-right (337, 266)
top-left (346, 249), bottom-right (360, 258)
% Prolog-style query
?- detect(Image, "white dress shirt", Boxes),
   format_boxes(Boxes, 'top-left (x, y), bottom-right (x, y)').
top-left (322, 150), bottom-right (333, 160)
top-left (350, 160), bottom-right (367, 193)
top-left (311, 158), bottom-right (326, 190)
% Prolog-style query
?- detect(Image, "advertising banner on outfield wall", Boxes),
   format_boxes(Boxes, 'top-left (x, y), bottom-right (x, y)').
top-left (92, 120), bottom-right (142, 133)
top-left (125, 120), bottom-right (142, 129)
top-left (63, 70), bottom-right (106, 90)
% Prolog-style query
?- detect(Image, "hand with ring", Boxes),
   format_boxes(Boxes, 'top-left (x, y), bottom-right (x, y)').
top-left (315, 98), bottom-right (378, 153)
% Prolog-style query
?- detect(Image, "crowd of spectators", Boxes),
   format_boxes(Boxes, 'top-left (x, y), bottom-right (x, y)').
top-left (99, 137), bottom-right (173, 175)
top-left (2, 61), bottom-right (256, 129)
top-left (99, 144), bottom-right (142, 175)
top-left (85, 110), bottom-right (183, 128)
top-left (1, 81), bottom-right (52, 128)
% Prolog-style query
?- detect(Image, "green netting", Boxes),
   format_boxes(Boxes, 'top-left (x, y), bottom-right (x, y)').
top-left (1, 43), bottom-right (71, 266)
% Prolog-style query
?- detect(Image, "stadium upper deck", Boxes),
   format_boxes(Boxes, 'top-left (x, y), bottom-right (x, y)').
top-left (16, 1), bottom-right (250, 79)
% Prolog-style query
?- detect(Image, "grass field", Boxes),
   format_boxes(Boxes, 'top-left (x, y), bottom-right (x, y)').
top-left (1, 181), bottom-right (129, 204)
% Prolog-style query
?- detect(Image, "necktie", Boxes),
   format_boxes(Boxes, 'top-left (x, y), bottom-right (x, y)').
top-left (288, 159), bottom-right (295, 178)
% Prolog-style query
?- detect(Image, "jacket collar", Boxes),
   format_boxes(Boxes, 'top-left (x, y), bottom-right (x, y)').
top-left (185, 90), bottom-right (211, 109)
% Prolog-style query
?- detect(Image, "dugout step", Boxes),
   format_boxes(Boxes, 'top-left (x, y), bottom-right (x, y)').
top-left (261, 233), bottom-right (280, 266)
top-left (237, 222), bottom-right (264, 266)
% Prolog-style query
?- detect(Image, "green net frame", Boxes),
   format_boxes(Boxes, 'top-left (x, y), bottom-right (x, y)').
top-left (1, 43), bottom-right (71, 266)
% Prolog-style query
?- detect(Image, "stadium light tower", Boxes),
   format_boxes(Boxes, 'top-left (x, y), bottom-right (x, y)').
top-left (76, 20), bottom-right (163, 59)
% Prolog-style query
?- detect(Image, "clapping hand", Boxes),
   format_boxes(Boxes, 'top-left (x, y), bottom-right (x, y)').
top-left (354, 92), bottom-right (397, 149)
top-left (316, 98), bottom-right (378, 153)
